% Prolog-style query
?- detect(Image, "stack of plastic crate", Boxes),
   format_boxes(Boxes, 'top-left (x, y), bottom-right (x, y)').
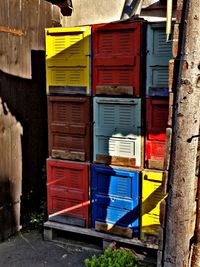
top-left (43, 20), bottom-right (173, 243)
top-left (45, 26), bottom-right (92, 228)
top-left (141, 23), bottom-right (172, 241)
top-left (91, 19), bottom-right (146, 238)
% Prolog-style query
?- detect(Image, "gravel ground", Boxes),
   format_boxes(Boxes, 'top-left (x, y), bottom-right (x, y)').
top-left (0, 230), bottom-right (102, 267)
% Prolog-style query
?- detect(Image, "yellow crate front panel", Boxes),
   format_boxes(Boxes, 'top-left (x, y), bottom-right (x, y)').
top-left (141, 170), bottom-right (166, 240)
top-left (45, 26), bottom-right (91, 95)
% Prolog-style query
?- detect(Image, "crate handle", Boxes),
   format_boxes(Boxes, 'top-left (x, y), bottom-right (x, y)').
top-left (143, 174), bottom-right (162, 183)
top-left (96, 99), bottom-right (137, 105)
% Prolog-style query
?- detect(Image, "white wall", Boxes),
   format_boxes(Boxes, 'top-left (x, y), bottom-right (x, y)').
top-left (61, 0), bottom-right (176, 27)
top-left (62, 0), bottom-right (126, 27)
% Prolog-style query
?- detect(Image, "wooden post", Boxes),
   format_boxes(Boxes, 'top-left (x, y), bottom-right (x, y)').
top-left (191, 171), bottom-right (200, 267)
top-left (163, 0), bottom-right (200, 266)
top-left (166, 0), bottom-right (173, 41)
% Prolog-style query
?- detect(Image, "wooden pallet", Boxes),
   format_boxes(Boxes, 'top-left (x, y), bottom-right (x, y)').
top-left (44, 221), bottom-right (158, 250)
top-left (44, 221), bottom-right (157, 266)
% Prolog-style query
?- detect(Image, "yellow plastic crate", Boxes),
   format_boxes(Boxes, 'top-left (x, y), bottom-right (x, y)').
top-left (45, 26), bottom-right (91, 95)
top-left (141, 170), bottom-right (166, 240)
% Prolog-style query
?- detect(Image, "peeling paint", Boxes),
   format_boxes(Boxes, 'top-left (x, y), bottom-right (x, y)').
top-left (0, 25), bottom-right (26, 36)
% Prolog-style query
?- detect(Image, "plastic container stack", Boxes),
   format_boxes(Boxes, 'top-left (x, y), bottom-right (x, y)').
top-left (141, 23), bottom-right (172, 241)
top-left (45, 26), bottom-right (92, 228)
top-left (91, 20), bottom-right (145, 238)
top-left (44, 20), bottom-right (173, 243)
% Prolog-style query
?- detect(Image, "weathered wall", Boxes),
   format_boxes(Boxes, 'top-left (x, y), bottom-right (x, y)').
top-left (61, 0), bottom-right (176, 27)
top-left (0, 51), bottom-right (48, 226)
top-left (0, 0), bottom-right (61, 79)
top-left (0, 99), bottom-right (22, 240)
top-left (62, 0), bottom-right (125, 26)
top-left (0, 0), bottom-right (62, 238)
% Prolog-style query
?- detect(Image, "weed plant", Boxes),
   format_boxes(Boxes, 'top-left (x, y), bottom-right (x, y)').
top-left (84, 248), bottom-right (143, 267)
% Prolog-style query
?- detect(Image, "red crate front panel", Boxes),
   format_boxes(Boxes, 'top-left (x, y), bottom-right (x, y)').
top-left (48, 96), bottom-right (91, 161)
top-left (97, 67), bottom-right (135, 86)
top-left (50, 134), bottom-right (90, 161)
top-left (146, 98), bottom-right (169, 141)
top-left (145, 140), bottom-right (165, 161)
top-left (49, 96), bottom-right (90, 123)
top-left (47, 159), bottom-right (89, 226)
top-left (52, 135), bottom-right (86, 150)
top-left (92, 22), bottom-right (143, 96)
top-left (49, 195), bottom-right (87, 218)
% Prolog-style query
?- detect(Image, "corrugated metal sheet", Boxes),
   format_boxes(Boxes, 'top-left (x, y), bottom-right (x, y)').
top-left (92, 164), bottom-right (140, 237)
top-left (48, 96), bottom-right (91, 161)
top-left (47, 158), bottom-right (89, 227)
top-left (92, 21), bottom-right (144, 96)
top-left (146, 23), bottom-right (172, 96)
top-left (93, 97), bottom-right (142, 167)
top-left (45, 26), bottom-right (91, 95)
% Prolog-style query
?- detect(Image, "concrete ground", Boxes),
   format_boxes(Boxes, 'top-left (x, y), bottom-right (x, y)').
top-left (0, 230), bottom-right (102, 267)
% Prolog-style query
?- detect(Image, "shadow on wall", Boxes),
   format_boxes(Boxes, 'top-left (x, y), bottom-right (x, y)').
top-left (0, 180), bottom-right (19, 241)
top-left (0, 99), bottom-right (23, 240)
top-left (0, 50), bottom-right (48, 227)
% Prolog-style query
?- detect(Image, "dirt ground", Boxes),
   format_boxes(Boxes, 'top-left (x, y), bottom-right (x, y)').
top-left (0, 230), bottom-right (102, 267)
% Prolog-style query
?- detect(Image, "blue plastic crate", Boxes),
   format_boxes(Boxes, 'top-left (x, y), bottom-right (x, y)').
top-left (92, 164), bottom-right (140, 237)
top-left (146, 23), bottom-right (173, 97)
top-left (93, 97), bottom-right (142, 168)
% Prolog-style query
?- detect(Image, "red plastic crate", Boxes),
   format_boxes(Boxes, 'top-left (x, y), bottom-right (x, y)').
top-left (92, 21), bottom-right (144, 96)
top-left (146, 98), bottom-right (169, 141)
top-left (48, 96), bottom-right (91, 162)
top-left (47, 158), bottom-right (90, 227)
top-left (145, 98), bottom-right (168, 169)
top-left (145, 138), bottom-right (166, 170)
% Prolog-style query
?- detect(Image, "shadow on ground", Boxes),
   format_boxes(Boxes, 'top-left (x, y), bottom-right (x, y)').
top-left (0, 230), bottom-right (102, 267)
